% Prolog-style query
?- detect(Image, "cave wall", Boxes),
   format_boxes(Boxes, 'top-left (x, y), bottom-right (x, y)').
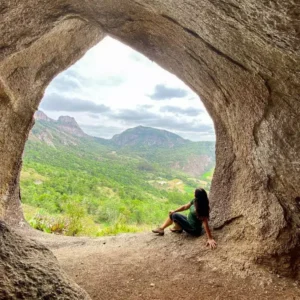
top-left (0, 0), bottom-right (299, 286)
top-left (0, 221), bottom-right (91, 299)
top-left (0, 10), bottom-right (104, 224)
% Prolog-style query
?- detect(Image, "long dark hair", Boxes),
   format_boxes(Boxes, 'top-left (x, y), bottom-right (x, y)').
top-left (194, 188), bottom-right (210, 220)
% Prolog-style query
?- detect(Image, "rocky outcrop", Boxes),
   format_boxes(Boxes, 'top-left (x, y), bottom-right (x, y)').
top-left (35, 110), bottom-right (54, 122)
top-left (57, 116), bottom-right (86, 137)
top-left (30, 111), bottom-right (87, 145)
top-left (0, 222), bottom-right (90, 299)
top-left (0, 0), bottom-right (299, 296)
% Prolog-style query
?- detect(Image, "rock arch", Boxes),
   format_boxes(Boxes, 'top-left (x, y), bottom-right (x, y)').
top-left (0, 0), bottom-right (299, 290)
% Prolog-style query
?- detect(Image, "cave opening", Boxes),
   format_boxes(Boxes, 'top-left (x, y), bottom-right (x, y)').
top-left (20, 36), bottom-right (216, 236)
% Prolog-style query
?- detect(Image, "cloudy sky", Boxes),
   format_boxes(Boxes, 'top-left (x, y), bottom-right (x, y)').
top-left (39, 37), bottom-right (215, 141)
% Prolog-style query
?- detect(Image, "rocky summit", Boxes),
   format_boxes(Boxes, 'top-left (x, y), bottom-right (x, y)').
top-left (111, 126), bottom-right (187, 148)
top-left (57, 116), bottom-right (86, 137)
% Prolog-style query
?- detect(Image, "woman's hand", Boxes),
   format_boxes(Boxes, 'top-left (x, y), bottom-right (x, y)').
top-left (206, 239), bottom-right (217, 249)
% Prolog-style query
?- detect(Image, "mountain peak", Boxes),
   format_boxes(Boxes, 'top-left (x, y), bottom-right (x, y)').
top-left (35, 110), bottom-right (54, 122)
top-left (57, 116), bottom-right (78, 126)
top-left (57, 116), bottom-right (85, 137)
top-left (112, 126), bottom-right (187, 148)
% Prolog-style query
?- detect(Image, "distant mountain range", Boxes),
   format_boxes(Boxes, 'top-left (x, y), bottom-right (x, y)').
top-left (30, 111), bottom-right (215, 177)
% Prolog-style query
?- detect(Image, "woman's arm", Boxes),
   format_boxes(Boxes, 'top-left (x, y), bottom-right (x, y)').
top-left (202, 218), bottom-right (217, 249)
top-left (169, 202), bottom-right (192, 215)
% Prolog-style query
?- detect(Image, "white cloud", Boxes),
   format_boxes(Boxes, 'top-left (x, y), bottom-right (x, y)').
top-left (41, 37), bottom-right (215, 141)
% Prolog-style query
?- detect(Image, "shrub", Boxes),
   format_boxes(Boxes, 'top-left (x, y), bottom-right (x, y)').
top-left (61, 201), bottom-right (87, 236)
top-left (28, 213), bottom-right (68, 234)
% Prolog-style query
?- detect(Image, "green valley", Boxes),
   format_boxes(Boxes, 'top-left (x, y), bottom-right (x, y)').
top-left (21, 111), bottom-right (215, 236)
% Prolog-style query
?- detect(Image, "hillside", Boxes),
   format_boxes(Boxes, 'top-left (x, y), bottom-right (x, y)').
top-left (30, 111), bottom-right (215, 177)
top-left (110, 126), bottom-right (215, 177)
top-left (21, 111), bottom-right (215, 236)
top-left (32, 110), bottom-right (110, 149)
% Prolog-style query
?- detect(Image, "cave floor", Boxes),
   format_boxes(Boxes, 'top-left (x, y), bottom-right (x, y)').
top-left (27, 230), bottom-right (299, 300)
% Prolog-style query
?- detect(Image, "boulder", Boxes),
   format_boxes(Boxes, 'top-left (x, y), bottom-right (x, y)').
top-left (0, 222), bottom-right (91, 299)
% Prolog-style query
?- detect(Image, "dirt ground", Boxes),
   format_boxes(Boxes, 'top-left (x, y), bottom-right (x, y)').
top-left (28, 230), bottom-right (300, 300)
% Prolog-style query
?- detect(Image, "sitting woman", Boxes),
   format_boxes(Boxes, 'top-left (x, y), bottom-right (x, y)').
top-left (152, 188), bottom-right (217, 249)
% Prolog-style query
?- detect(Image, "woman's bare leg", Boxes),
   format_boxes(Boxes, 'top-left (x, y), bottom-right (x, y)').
top-left (160, 216), bottom-right (173, 229)
top-left (152, 216), bottom-right (173, 234)
top-left (160, 216), bottom-right (183, 230)
top-left (153, 215), bottom-right (182, 235)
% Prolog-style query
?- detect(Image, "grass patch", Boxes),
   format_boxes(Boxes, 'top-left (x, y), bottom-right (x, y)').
top-left (201, 168), bottom-right (215, 181)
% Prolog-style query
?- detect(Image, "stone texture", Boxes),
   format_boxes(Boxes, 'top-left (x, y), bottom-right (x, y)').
top-left (0, 0), bottom-right (299, 295)
top-left (0, 221), bottom-right (91, 299)
top-left (0, 14), bottom-right (104, 225)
